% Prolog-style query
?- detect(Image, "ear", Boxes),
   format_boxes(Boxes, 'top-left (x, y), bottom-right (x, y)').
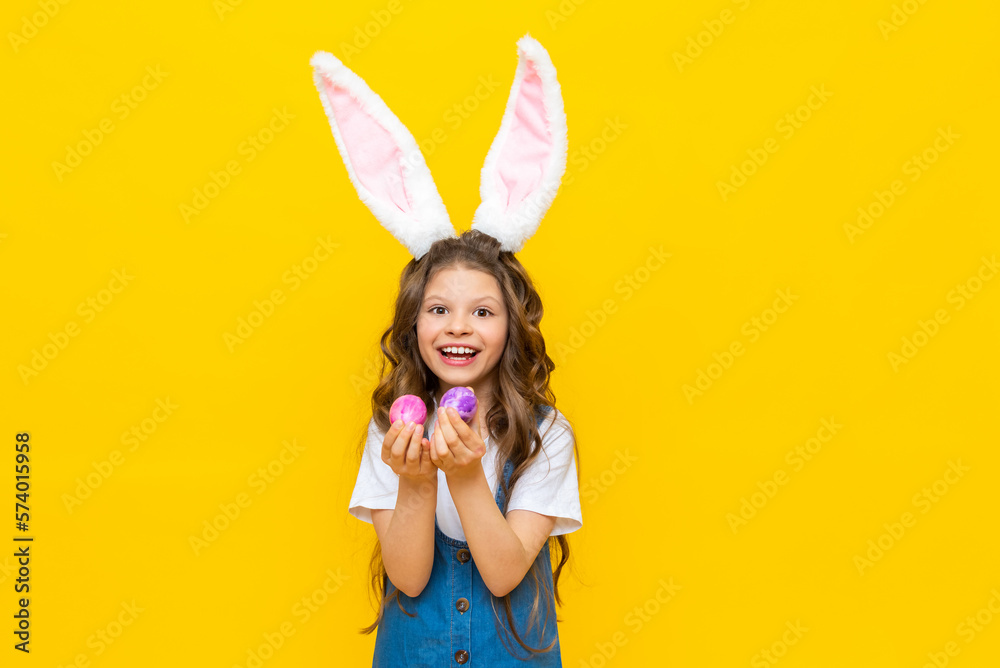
top-left (310, 51), bottom-right (456, 259)
top-left (471, 34), bottom-right (568, 253)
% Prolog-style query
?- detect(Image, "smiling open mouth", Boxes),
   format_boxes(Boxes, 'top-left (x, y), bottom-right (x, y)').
top-left (439, 346), bottom-right (479, 362)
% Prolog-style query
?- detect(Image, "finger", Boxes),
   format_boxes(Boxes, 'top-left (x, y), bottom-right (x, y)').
top-left (382, 419), bottom-right (405, 463)
top-left (392, 422), bottom-right (416, 463)
top-left (421, 438), bottom-right (436, 469)
top-left (425, 442), bottom-right (440, 467)
top-left (449, 407), bottom-right (476, 442)
top-left (440, 407), bottom-right (479, 457)
top-left (426, 427), bottom-right (436, 460)
top-left (428, 437), bottom-right (441, 466)
top-left (436, 407), bottom-right (461, 450)
top-left (433, 418), bottom-right (451, 462)
top-left (421, 442), bottom-right (438, 474)
top-left (405, 423), bottom-right (421, 465)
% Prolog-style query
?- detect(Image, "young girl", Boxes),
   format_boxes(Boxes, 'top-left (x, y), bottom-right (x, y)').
top-left (311, 35), bottom-right (581, 666)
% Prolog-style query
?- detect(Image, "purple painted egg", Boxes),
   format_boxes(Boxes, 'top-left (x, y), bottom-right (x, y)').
top-left (440, 386), bottom-right (477, 423)
top-left (390, 395), bottom-right (427, 426)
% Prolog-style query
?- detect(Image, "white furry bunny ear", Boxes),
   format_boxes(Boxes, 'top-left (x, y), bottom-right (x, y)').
top-left (310, 51), bottom-right (456, 260)
top-left (471, 34), bottom-right (568, 253)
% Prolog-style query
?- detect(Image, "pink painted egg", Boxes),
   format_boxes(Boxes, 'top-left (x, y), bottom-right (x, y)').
top-left (390, 395), bottom-right (427, 426)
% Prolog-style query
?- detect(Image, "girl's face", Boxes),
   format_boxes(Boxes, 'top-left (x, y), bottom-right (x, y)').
top-left (417, 266), bottom-right (509, 402)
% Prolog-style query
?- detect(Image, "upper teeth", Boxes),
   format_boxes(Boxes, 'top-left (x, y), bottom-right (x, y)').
top-left (443, 346), bottom-right (476, 354)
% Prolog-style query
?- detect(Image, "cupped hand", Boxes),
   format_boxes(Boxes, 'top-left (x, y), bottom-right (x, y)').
top-left (428, 403), bottom-right (486, 482)
top-left (381, 419), bottom-right (437, 483)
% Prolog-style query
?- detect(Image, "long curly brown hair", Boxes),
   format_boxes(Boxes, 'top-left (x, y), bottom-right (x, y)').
top-left (355, 228), bottom-right (580, 656)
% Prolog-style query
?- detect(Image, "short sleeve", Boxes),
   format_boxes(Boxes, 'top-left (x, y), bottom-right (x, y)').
top-left (348, 418), bottom-right (400, 524)
top-left (506, 409), bottom-right (583, 536)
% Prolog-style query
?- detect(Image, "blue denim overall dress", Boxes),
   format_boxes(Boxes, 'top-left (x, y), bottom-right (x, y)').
top-left (372, 406), bottom-right (562, 666)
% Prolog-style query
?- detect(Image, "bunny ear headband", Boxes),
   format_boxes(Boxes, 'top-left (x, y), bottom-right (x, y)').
top-left (309, 34), bottom-right (568, 260)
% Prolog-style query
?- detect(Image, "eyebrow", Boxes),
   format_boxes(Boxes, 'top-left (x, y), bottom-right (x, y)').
top-left (424, 295), bottom-right (501, 305)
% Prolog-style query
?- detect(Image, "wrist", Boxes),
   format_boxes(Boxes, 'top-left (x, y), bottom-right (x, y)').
top-left (446, 464), bottom-right (486, 493)
top-left (398, 476), bottom-right (434, 490)
top-left (398, 473), bottom-right (437, 501)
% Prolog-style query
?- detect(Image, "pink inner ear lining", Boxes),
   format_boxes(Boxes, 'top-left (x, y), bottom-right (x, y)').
top-left (494, 61), bottom-right (552, 211)
top-left (323, 78), bottom-right (412, 214)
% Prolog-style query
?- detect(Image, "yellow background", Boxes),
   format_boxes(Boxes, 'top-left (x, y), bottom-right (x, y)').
top-left (2, 0), bottom-right (999, 665)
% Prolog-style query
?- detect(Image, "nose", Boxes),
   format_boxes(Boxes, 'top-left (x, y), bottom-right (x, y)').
top-left (446, 312), bottom-right (472, 336)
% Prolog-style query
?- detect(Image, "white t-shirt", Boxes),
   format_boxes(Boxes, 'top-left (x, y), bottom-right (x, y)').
top-left (348, 396), bottom-right (583, 542)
